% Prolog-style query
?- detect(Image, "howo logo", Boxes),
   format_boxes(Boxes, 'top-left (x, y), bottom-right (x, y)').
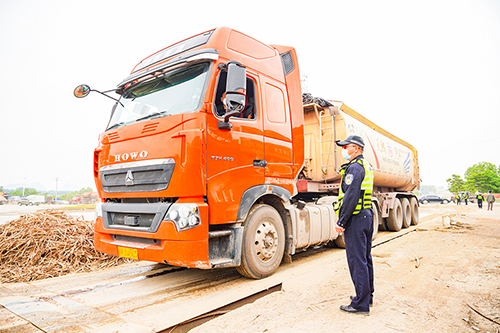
top-left (113, 150), bottom-right (149, 162)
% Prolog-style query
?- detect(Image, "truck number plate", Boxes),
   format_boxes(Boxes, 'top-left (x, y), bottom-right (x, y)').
top-left (118, 246), bottom-right (138, 260)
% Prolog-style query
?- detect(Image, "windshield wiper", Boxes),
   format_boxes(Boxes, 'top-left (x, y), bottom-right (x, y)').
top-left (135, 111), bottom-right (172, 122)
top-left (107, 122), bottom-right (125, 131)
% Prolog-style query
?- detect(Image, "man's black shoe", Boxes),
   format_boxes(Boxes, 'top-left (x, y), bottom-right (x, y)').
top-left (350, 295), bottom-right (373, 306)
top-left (340, 305), bottom-right (369, 316)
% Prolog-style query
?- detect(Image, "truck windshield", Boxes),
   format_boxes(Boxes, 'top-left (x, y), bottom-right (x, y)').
top-left (107, 62), bottom-right (210, 130)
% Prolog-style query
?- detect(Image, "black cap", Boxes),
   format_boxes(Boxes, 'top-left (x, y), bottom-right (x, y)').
top-left (335, 135), bottom-right (365, 148)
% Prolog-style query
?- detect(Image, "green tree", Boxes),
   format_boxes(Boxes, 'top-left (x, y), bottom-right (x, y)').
top-left (446, 174), bottom-right (465, 193)
top-left (464, 162), bottom-right (500, 193)
top-left (60, 187), bottom-right (93, 202)
top-left (9, 187), bottom-right (40, 196)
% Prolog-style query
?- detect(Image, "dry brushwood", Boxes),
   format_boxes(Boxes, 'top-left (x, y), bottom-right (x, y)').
top-left (0, 209), bottom-right (132, 283)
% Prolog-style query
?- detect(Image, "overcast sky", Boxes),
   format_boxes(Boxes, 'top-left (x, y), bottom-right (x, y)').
top-left (1, 0), bottom-right (499, 193)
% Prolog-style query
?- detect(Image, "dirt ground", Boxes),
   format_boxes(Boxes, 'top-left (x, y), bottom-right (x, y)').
top-left (191, 204), bottom-right (500, 333)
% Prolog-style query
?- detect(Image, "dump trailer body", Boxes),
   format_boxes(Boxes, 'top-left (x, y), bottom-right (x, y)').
top-left (303, 101), bottom-right (419, 192)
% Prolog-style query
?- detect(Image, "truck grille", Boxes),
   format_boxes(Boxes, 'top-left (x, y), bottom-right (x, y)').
top-left (102, 202), bottom-right (172, 232)
top-left (100, 159), bottom-right (175, 193)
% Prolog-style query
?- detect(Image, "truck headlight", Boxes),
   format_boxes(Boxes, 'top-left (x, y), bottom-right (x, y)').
top-left (166, 204), bottom-right (201, 231)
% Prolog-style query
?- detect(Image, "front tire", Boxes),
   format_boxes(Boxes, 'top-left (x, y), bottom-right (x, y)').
top-left (237, 205), bottom-right (285, 279)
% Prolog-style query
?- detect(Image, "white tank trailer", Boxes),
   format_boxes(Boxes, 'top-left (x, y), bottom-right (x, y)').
top-left (298, 100), bottom-right (420, 237)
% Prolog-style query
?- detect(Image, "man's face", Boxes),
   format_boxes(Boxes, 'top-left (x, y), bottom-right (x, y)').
top-left (343, 143), bottom-right (359, 156)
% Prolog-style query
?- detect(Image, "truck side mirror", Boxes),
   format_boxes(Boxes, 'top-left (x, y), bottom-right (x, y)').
top-left (218, 61), bottom-right (246, 131)
top-left (225, 61), bottom-right (246, 112)
top-left (74, 84), bottom-right (91, 98)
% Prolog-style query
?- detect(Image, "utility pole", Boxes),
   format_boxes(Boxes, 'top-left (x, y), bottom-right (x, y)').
top-left (55, 177), bottom-right (58, 199)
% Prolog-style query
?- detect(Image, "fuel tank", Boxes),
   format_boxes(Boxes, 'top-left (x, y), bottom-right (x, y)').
top-left (303, 101), bottom-right (419, 192)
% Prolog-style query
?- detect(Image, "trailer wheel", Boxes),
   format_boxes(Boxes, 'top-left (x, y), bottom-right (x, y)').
top-left (372, 203), bottom-right (380, 240)
top-left (386, 198), bottom-right (403, 231)
top-left (401, 198), bottom-right (411, 228)
top-left (410, 197), bottom-right (419, 225)
top-left (237, 204), bottom-right (285, 279)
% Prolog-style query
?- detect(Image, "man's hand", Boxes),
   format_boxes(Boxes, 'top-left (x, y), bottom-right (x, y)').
top-left (335, 224), bottom-right (345, 234)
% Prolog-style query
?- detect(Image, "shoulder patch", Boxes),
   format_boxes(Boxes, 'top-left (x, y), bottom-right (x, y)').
top-left (345, 174), bottom-right (354, 185)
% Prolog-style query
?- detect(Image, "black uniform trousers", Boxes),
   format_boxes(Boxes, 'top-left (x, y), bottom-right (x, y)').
top-left (344, 208), bottom-right (374, 312)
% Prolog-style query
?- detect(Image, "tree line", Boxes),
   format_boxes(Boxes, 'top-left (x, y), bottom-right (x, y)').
top-left (447, 162), bottom-right (500, 193)
top-left (0, 186), bottom-right (94, 202)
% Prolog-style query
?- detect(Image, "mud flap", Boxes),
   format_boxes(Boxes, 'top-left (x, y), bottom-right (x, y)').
top-left (209, 226), bottom-right (243, 268)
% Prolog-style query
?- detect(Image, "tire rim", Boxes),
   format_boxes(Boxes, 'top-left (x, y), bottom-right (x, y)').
top-left (254, 222), bottom-right (278, 262)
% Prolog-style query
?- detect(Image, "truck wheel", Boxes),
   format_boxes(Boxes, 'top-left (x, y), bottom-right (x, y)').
top-left (372, 203), bottom-right (380, 240)
top-left (410, 197), bottom-right (419, 225)
top-left (18, 202), bottom-right (22, 206)
top-left (237, 204), bottom-right (285, 279)
top-left (386, 198), bottom-right (403, 231)
top-left (401, 198), bottom-right (411, 228)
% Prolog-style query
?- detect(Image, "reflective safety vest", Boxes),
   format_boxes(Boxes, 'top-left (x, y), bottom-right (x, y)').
top-left (334, 158), bottom-right (374, 217)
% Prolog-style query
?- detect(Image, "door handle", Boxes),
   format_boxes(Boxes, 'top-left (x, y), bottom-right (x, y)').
top-left (253, 159), bottom-right (267, 167)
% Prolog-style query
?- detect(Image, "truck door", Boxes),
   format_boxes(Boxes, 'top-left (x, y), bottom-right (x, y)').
top-left (262, 81), bottom-right (293, 183)
top-left (206, 71), bottom-right (264, 224)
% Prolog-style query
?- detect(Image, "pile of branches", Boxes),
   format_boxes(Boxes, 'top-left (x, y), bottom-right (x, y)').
top-left (0, 209), bottom-right (131, 283)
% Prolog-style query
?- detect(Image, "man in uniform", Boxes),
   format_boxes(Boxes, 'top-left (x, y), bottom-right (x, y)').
top-left (334, 135), bottom-right (374, 315)
top-left (476, 193), bottom-right (484, 209)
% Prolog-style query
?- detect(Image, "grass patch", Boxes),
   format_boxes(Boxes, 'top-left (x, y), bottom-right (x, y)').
top-left (61, 204), bottom-right (96, 211)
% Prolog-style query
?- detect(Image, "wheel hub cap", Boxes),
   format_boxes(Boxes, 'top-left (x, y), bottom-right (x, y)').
top-left (254, 222), bottom-right (278, 262)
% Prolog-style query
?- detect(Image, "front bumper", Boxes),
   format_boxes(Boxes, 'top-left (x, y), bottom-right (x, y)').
top-left (93, 202), bottom-right (210, 269)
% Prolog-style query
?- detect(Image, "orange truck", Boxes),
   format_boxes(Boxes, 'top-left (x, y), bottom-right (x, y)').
top-left (75, 27), bottom-right (420, 279)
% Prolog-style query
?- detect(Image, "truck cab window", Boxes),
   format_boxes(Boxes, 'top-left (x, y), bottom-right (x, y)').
top-left (214, 71), bottom-right (256, 120)
top-left (107, 62), bottom-right (210, 130)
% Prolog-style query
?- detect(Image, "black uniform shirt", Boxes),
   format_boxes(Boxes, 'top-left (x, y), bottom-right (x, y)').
top-left (337, 155), bottom-right (366, 228)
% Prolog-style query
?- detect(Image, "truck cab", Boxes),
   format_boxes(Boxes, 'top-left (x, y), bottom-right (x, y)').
top-left (87, 27), bottom-right (308, 278)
